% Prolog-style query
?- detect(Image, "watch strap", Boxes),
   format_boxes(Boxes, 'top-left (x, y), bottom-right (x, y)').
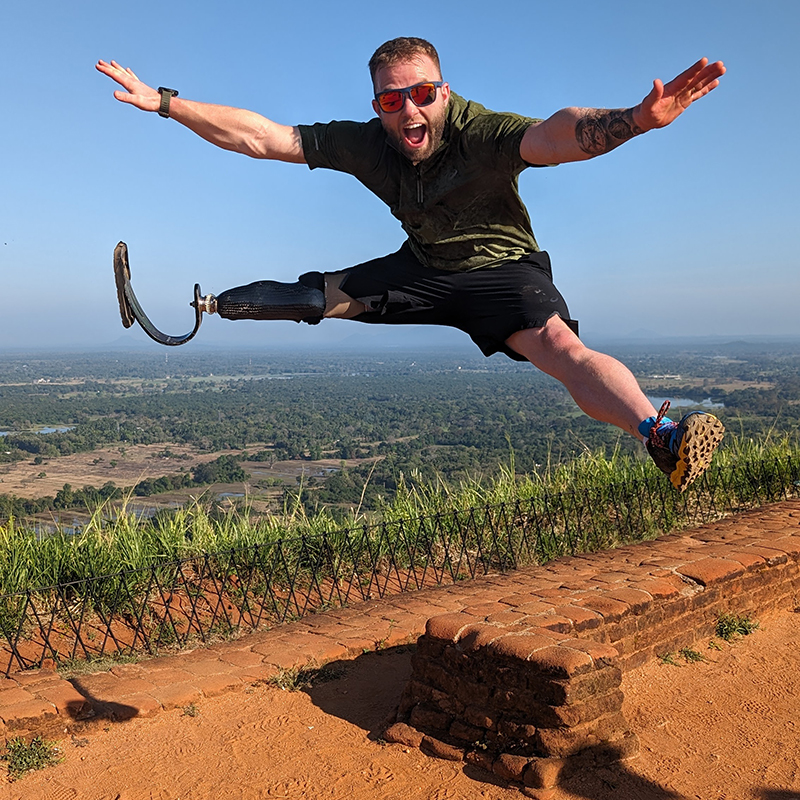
top-left (157, 87), bottom-right (179, 118)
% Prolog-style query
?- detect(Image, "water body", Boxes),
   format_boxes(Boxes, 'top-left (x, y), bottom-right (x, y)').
top-left (647, 396), bottom-right (724, 410)
top-left (0, 426), bottom-right (76, 436)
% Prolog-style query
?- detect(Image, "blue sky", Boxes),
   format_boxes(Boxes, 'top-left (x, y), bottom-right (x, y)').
top-left (1, 0), bottom-right (798, 350)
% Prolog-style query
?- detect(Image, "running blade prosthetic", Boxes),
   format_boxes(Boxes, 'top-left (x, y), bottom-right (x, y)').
top-left (113, 241), bottom-right (214, 346)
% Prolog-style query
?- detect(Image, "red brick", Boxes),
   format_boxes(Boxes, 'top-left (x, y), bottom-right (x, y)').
top-left (151, 681), bottom-right (202, 710)
top-left (560, 639), bottom-right (619, 666)
top-left (424, 613), bottom-right (481, 643)
top-left (460, 624), bottom-right (507, 651)
top-left (101, 677), bottom-right (158, 699)
top-left (108, 692), bottom-right (161, 720)
top-left (384, 721), bottom-right (424, 747)
top-left (110, 663), bottom-right (147, 679)
top-left (0, 698), bottom-right (57, 729)
top-left (678, 557), bottom-right (745, 586)
top-left (11, 669), bottom-right (60, 688)
top-left (180, 658), bottom-right (228, 678)
top-left (420, 735), bottom-right (464, 761)
top-left (300, 638), bottom-right (351, 663)
top-left (534, 614), bottom-right (575, 634)
top-left (523, 625), bottom-right (571, 641)
top-left (0, 687), bottom-right (35, 707)
top-left (194, 673), bottom-right (243, 697)
top-left (723, 550), bottom-right (768, 569)
top-left (216, 649), bottom-right (264, 669)
top-left (489, 632), bottom-right (558, 661)
top-left (523, 757), bottom-right (567, 789)
top-left (231, 663), bottom-right (281, 684)
top-left (250, 643), bottom-right (308, 669)
top-left (552, 605), bottom-right (603, 631)
top-left (461, 601), bottom-right (508, 617)
top-left (34, 682), bottom-right (92, 718)
top-left (493, 753), bottom-right (531, 782)
top-left (769, 535), bottom-right (800, 555)
top-left (516, 601), bottom-right (559, 614)
top-left (741, 546), bottom-right (789, 565)
top-left (485, 608), bottom-right (529, 624)
top-left (527, 645), bottom-right (593, 677)
top-left (143, 667), bottom-right (196, 686)
top-left (604, 588), bottom-right (653, 614)
top-left (591, 570), bottom-right (636, 584)
top-left (574, 595), bottom-right (629, 621)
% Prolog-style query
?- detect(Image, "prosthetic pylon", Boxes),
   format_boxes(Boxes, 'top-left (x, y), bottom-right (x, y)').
top-left (113, 241), bottom-right (325, 346)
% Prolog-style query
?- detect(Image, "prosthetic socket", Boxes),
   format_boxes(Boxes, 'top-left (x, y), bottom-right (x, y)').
top-left (209, 272), bottom-right (325, 325)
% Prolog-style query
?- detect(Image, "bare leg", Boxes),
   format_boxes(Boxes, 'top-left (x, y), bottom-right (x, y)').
top-left (506, 316), bottom-right (656, 439)
top-left (323, 272), bottom-right (367, 318)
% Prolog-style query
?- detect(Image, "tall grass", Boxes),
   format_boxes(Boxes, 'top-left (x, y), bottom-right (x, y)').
top-left (0, 434), bottom-right (798, 599)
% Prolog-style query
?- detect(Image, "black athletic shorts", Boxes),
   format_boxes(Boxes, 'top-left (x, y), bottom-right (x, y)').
top-left (332, 242), bottom-right (578, 362)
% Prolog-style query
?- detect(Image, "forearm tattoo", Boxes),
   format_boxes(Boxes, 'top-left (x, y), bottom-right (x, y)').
top-left (575, 108), bottom-right (644, 156)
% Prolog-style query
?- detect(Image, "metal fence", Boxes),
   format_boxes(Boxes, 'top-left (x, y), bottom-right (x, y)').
top-left (1, 454), bottom-right (798, 675)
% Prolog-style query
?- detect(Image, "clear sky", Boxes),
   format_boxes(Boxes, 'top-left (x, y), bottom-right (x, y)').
top-left (1, 0), bottom-right (798, 350)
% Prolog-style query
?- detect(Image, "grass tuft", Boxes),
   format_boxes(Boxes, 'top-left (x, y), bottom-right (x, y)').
top-left (678, 647), bottom-right (707, 663)
top-left (715, 612), bottom-right (760, 642)
top-left (267, 663), bottom-right (347, 692)
top-left (1, 736), bottom-right (63, 781)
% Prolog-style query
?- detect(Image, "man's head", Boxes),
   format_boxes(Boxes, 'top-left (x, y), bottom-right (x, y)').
top-left (369, 37), bottom-right (450, 164)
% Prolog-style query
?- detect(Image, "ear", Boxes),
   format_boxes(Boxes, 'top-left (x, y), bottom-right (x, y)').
top-left (371, 98), bottom-right (381, 117)
top-left (441, 82), bottom-right (451, 104)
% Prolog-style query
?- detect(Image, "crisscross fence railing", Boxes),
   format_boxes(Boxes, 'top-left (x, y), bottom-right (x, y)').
top-left (1, 454), bottom-right (798, 675)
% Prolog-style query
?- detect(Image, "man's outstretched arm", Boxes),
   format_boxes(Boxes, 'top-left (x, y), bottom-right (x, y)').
top-left (520, 57), bottom-right (726, 165)
top-left (96, 60), bottom-right (306, 163)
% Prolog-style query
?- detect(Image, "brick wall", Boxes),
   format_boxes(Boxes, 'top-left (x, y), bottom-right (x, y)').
top-left (385, 504), bottom-right (800, 797)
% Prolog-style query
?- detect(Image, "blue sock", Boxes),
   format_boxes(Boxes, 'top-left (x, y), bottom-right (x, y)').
top-left (638, 415), bottom-right (675, 439)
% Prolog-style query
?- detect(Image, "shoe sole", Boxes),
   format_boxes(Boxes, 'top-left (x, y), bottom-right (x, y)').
top-left (670, 413), bottom-right (725, 492)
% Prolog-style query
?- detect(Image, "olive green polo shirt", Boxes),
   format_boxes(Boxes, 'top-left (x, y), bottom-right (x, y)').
top-left (298, 92), bottom-right (544, 272)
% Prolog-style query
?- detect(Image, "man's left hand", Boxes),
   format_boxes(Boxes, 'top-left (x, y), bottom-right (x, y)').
top-left (634, 57), bottom-right (726, 132)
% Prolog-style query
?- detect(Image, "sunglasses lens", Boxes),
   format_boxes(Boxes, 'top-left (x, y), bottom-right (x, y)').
top-left (409, 83), bottom-right (437, 106)
top-left (378, 91), bottom-right (403, 112)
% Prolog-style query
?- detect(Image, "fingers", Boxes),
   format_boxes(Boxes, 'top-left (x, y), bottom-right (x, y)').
top-left (667, 58), bottom-right (726, 98)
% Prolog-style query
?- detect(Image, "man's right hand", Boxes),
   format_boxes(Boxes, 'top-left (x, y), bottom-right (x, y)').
top-left (95, 59), bottom-right (306, 163)
top-left (96, 60), bottom-right (161, 113)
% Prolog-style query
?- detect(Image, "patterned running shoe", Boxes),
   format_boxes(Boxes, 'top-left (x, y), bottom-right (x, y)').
top-left (646, 401), bottom-right (725, 492)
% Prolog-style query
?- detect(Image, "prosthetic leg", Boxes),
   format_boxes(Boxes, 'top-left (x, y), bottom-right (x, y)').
top-left (113, 241), bottom-right (326, 346)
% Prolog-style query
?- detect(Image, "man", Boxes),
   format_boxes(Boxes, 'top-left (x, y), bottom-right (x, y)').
top-left (96, 37), bottom-right (726, 491)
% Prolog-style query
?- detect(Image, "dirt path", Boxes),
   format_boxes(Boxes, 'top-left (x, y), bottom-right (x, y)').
top-left (4, 609), bottom-right (798, 800)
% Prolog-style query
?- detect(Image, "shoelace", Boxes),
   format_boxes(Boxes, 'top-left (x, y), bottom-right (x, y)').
top-left (648, 400), bottom-right (673, 450)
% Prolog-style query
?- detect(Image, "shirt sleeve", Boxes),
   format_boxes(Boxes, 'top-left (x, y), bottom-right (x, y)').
top-left (298, 119), bottom-right (385, 175)
top-left (461, 109), bottom-right (544, 174)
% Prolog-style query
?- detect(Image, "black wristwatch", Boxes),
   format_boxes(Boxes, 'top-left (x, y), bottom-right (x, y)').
top-left (157, 87), bottom-right (179, 118)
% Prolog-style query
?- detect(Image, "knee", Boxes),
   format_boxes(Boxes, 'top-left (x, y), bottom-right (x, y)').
top-left (506, 315), bottom-right (583, 364)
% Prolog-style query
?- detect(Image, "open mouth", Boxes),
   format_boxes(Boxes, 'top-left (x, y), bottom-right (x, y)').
top-left (403, 122), bottom-right (427, 148)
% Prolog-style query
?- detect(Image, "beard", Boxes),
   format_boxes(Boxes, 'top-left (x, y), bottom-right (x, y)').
top-left (385, 105), bottom-right (447, 164)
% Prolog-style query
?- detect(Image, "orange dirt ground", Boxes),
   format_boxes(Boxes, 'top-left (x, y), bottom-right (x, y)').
top-left (4, 608), bottom-right (798, 800)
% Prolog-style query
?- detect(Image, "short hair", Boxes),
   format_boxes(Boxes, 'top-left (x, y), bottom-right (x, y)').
top-left (368, 37), bottom-right (442, 83)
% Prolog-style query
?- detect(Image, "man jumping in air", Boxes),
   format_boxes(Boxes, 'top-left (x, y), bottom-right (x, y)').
top-left (96, 37), bottom-right (726, 491)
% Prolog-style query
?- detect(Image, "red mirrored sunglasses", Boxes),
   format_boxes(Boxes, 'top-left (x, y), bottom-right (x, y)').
top-left (374, 81), bottom-right (444, 113)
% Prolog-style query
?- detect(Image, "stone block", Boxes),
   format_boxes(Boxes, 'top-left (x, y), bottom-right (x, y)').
top-left (526, 646), bottom-right (594, 678)
top-left (420, 735), bottom-right (464, 761)
top-left (493, 752), bottom-right (531, 782)
top-left (489, 633), bottom-right (557, 662)
top-left (424, 613), bottom-right (481, 643)
top-left (384, 721), bottom-right (424, 747)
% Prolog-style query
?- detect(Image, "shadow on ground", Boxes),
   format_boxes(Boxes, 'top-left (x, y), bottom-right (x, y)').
top-left (303, 644), bottom-right (687, 799)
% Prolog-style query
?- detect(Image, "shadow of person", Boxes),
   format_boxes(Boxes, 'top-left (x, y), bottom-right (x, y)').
top-left (302, 644), bottom-right (415, 737)
top-left (551, 750), bottom-right (685, 800)
top-left (303, 648), bottom-right (685, 799)
top-left (64, 676), bottom-right (141, 726)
